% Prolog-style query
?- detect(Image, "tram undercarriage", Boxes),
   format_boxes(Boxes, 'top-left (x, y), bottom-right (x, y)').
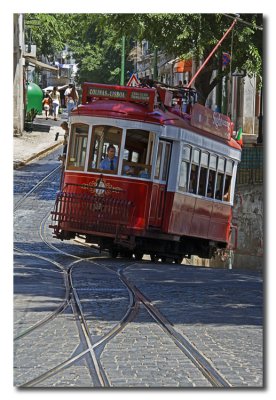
top-left (51, 223), bottom-right (224, 263)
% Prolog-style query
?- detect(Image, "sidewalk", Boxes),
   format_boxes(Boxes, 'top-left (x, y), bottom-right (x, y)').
top-left (13, 117), bottom-right (66, 169)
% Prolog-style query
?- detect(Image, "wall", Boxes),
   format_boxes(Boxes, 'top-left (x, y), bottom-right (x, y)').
top-left (242, 76), bottom-right (258, 135)
top-left (13, 14), bottom-right (25, 135)
top-left (231, 183), bottom-right (263, 270)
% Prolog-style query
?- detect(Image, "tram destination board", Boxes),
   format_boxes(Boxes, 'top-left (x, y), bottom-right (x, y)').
top-left (88, 87), bottom-right (127, 100)
top-left (191, 103), bottom-right (233, 141)
top-left (82, 82), bottom-right (155, 111)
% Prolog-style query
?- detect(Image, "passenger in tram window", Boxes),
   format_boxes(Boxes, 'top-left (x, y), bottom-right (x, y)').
top-left (99, 144), bottom-right (118, 171)
top-left (223, 176), bottom-right (232, 201)
top-left (123, 165), bottom-right (135, 176)
top-left (138, 168), bottom-right (150, 179)
top-left (223, 191), bottom-right (230, 202)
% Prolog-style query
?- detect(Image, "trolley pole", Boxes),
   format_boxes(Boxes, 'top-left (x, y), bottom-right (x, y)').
top-left (120, 35), bottom-right (126, 86)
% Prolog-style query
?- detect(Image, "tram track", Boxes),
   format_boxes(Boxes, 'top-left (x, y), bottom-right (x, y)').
top-left (117, 267), bottom-right (231, 387)
top-left (14, 175), bottom-right (127, 387)
top-left (14, 164), bottom-right (61, 211)
top-left (14, 163), bottom-right (233, 387)
top-left (13, 248), bottom-right (70, 341)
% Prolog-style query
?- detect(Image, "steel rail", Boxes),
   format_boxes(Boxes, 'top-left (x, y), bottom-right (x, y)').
top-left (69, 269), bottom-right (110, 387)
top-left (13, 248), bottom-right (71, 340)
top-left (119, 268), bottom-right (232, 388)
top-left (14, 164), bottom-right (61, 211)
top-left (20, 348), bottom-right (91, 387)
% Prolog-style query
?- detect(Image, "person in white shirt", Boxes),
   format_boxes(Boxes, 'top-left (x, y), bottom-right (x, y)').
top-left (65, 84), bottom-right (79, 119)
top-left (49, 86), bottom-right (61, 121)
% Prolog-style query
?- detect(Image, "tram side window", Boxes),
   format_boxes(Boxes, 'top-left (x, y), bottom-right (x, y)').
top-left (88, 126), bottom-right (122, 174)
top-left (207, 170), bottom-right (216, 197)
top-left (122, 129), bottom-right (153, 178)
top-left (189, 164), bottom-right (199, 193)
top-left (198, 151), bottom-right (209, 196)
top-left (223, 160), bottom-right (234, 202)
top-left (207, 154), bottom-right (217, 198)
top-left (177, 146), bottom-right (234, 203)
top-left (198, 168), bottom-right (208, 196)
top-left (188, 148), bottom-right (200, 193)
top-left (154, 143), bottom-right (162, 179)
top-left (162, 143), bottom-right (171, 181)
top-left (215, 158), bottom-right (226, 200)
top-left (179, 145), bottom-right (191, 192)
top-left (67, 124), bottom-right (89, 170)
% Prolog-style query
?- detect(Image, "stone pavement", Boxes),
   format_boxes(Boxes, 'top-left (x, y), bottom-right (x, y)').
top-left (13, 115), bottom-right (66, 169)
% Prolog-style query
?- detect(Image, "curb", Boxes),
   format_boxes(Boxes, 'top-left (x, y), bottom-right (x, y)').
top-left (13, 141), bottom-right (63, 170)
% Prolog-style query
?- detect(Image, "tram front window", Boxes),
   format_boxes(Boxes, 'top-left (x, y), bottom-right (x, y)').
top-left (67, 124), bottom-right (89, 170)
top-left (88, 125), bottom-right (122, 174)
top-left (122, 129), bottom-right (154, 179)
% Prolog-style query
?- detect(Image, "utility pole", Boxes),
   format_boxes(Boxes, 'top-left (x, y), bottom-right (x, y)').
top-left (257, 85), bottom-right (263, 143)
top-left (216, 49), bottom-right (222, 112)
top-left (153, 46), bottom-right (158, 80)
top-left (120, 35), bottom-right (126, 86)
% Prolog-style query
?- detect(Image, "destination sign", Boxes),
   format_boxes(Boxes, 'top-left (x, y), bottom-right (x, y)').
top-left (82, 82), bottom-right (156, 111)
top-left (88, 88), bottom-right (127, 99)
top-left (190, 103), bottom-right (233, 140)
top-left (130, 91), bottom-right (150, 102)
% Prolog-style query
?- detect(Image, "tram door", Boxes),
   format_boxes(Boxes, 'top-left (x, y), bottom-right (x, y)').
top-left (149, 140), bottom-right (172, 228)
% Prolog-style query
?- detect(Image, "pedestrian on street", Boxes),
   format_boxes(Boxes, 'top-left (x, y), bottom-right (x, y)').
top-left (65, 84), bottom-right (79, 119)
top-left (61, 121), bottom-right (69, 155)
top-left (49, 86), bottom-right (61, 121)
top-left (42, 94), bottom-right (50, 120)
top-left (58, 121), bottom-right (69, 164)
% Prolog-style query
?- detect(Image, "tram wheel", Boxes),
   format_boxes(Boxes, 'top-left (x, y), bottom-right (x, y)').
top-left (109, 249), bottom-right (119, 258)
top-left (161, 257), bottom-right (167, 263)
top-left (174, 257), bottom-right (183, 265)
top-left (134, 252), bottom-right (143, 261)
top-left (120, 250), bottom-right (133, 259)
top-left (150, 254), bottom-right (158, 263)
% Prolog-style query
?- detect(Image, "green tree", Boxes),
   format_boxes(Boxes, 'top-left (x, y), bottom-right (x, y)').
top-left (25, 13), bottom-right (263, 104)
top-left (67, 15), bottom-right (133, 84)
top-left (25, 13), bottom-right (134, 85)
top-left (104, 13), bottom-right (263, 104)
top-left (25, 13), bottom-right (70, 60)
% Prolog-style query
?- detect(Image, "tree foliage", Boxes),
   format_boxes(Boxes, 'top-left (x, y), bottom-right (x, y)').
top-left (25, 13), bottom-right (263, 103)
top-left (25, 14), bottom-right (70, 59)
top-left (103, 13), bottom-right (263, 103)
top-left (25, 13), bottom-right (134, 85)
top-left (66, 15), bottom-right (133, 84)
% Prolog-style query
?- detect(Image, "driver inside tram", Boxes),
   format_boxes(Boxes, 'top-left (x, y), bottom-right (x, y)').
top-left (99, 144), bottom-right (118, 171)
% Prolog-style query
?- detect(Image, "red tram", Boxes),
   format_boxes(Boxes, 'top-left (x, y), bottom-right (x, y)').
top-left (51, 82), bottom-right (242, 263)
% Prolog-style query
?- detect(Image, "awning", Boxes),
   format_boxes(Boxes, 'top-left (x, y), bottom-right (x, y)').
top-left (174, 59), bottom-right (192, 73)
top-left (24, 56), bottom-right (59, 72)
